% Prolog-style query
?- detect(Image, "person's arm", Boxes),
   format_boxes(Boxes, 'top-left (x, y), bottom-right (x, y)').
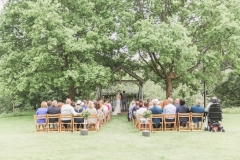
top-left (160, 109), bottom-right (163, 114)
top-left (70, 107), bottom-right (80, 116)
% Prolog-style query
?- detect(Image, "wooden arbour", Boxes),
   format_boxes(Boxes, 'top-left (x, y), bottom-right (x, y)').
top-left (96, 65), bottom-right (145, 100)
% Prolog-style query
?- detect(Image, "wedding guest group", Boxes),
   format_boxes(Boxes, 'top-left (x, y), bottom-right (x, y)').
top-left (127, 97), bottom-right (206, 129)
top-left (35, 98), bottom-right (113, 130)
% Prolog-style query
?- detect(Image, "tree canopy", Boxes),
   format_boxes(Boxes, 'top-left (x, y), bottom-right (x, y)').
top-left (0, 0), bottom-right (240, 111)
top-left (123, 0), bottom-right (240, 97)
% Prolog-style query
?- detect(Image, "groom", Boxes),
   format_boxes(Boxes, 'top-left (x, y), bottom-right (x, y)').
top-left (121, 91), bottom-right (128, 112)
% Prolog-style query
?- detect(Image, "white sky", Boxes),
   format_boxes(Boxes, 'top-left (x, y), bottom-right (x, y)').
top-left (0, 0), bottom-right (5, 11)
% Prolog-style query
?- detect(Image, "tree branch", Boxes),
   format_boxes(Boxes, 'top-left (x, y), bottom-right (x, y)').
top-left (138, 50), bottom-right (165, 79)
top-left (151, 52), bottom-right (167, 76)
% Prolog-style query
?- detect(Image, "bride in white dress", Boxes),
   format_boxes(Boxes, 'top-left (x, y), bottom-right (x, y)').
top-left (113, 93), bottom-right (121, 115)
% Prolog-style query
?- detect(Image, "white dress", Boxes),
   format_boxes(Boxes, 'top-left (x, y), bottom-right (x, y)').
top-left (113, 94), bottom-right (121, 115)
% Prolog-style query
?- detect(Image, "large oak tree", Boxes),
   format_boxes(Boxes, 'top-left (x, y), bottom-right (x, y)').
top-left (123, 0), bottom-right (240, 98)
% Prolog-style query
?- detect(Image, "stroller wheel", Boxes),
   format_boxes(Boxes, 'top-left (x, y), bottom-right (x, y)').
top-left (211, 129), bottom-right (216, 132)
top-left (222, 129), bottom-right (225, 132)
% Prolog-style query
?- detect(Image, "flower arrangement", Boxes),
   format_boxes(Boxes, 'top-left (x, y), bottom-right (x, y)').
top-left (143, 110), bottom-right (152, 118)
top-left (82, 110), bottom-right (90, 119)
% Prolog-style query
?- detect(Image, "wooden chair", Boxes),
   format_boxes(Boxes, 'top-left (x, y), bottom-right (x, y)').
top-left (132, 111), bottom-right (137, 124)
top-left (87, 114), bottom-right (99, 132)
top-left (138, 115), bottom-right (152, 132)
top-left (72, 116), bottom-right (85, 132)
top-left (151, 114), bottom-right (164, 132)
top-left (164, 114), bottom-right (177, 131)
top-left (34, 114), bottom-right (47, 133)
top-left (191, 113), bottom-right (204, 131)
top-left (107, 111), bottom-right (111, 123)
top-left (177, 113), bottom-right (191, 131)
top-left (98, 112), bottom-right (104, 128)
top-left (46, 114), bottom-right (60, 132)
top-left (102, 112), bottom-right (108, 125)
top-left (59, 114), bottom-right (73, 132)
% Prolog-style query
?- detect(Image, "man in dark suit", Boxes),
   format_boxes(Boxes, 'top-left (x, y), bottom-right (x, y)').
top-left (47, 100), bottom-right (61, 128)
top-left (121, 91), bottom-right (128, 111)
top-left (150, 99), bottom-right (163, 128)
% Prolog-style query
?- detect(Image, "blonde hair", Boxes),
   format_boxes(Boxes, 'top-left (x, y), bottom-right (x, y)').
top-left (41, 101), bottom-right (47, 108)
top-left (88, 101), bottom-right (94, 109)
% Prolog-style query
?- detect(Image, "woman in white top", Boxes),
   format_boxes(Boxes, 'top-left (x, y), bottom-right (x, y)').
top-left (86, 101), bottom-right (97, 123)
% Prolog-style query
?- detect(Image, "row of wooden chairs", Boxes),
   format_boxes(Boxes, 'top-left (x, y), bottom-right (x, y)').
top-left (134, 113), bottom-right (204, 132)
top-left (34, 112), bottom-right (112, 133)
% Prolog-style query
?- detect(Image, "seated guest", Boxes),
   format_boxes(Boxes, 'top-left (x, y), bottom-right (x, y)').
top-left (96, 100), bottom-right (104, 122)
top-left (128, 101), bottom-right (136, 121)
top-left (71, 101), bottom-right (76, 108)
top-left (148, 101), bottom-right (153, 109)
top-left (143, 101), bottom-right (148, 108)
top-left (161, 99), bottom-right (169, 110)
top-left (82, 99), bottom-right (88, 110)
top-left (74, 100), bottom-right (84, 129)
top-left (57, 102), bottom-right (63, 109)
top-left (103, 101), bottom-right (109, 120)
top-left (86, 101), bottom-right (98, 123)
top-left (132, 101), bottom-right (139, 119)
top-left (163, 98), bottom-right (176, 124)
top-left (150, 99), bottom-right (163, 128)
top-left (75, 100), bottom-right (83, 113)
top-left (61, 99), bottom-right (81, 128)
top-left (136, 100), bottom-right (147, 122)
top-left (47, 101), bottom-right (52, 108)
top-left (204, 97), bottom-right (219, 129)
top-left (174, 98), bottom-right (180, 108)
top-left (36, 101), bottom-right (48, 130)
top-left (105, 99), bottom-right (111, 111)
top-left (190, 99), bottom-right (204, 126)
top-left (47, 100), bottom-right (61, 127)
top-left (176, 99), bottom-right (189, 127)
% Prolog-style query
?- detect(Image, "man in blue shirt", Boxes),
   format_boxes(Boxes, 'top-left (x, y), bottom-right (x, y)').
top-left (190, 99), bottom-right (204, 126)
top-left (150, 99), bottom-right (162, 128)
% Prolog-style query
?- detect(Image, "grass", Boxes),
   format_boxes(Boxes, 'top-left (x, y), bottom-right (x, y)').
top-left (0, 114), bottom-right (240, 160)
top-left (222, 107), bottom-right (240, 114)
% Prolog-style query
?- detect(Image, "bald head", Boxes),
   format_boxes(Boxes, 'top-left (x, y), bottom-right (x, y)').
top-left (196, 99), bottom-right (201, 105)
top-left (66, 98), bottom-right (71, 104)
top-left (174, 98), bottom-right (180, 104)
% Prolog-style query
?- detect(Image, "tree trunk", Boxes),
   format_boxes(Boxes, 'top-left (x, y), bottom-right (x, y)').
top-left (165, 78), bottom-right (173, 98)
top-left (68, 81), bottom-right (75, 101)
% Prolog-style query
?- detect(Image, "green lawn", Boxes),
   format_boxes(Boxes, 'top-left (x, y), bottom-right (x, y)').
top-left (0, 114), bottom-right (240, 160)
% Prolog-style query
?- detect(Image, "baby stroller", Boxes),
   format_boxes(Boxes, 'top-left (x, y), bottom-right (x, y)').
top-left (206, 103), bottom-right (225, 132)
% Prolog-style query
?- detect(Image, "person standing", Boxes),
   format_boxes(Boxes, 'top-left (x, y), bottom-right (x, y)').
top-left (112, 93), bottom-right (121, 115)
top-left (121, 91), bottom-right (128, 112)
